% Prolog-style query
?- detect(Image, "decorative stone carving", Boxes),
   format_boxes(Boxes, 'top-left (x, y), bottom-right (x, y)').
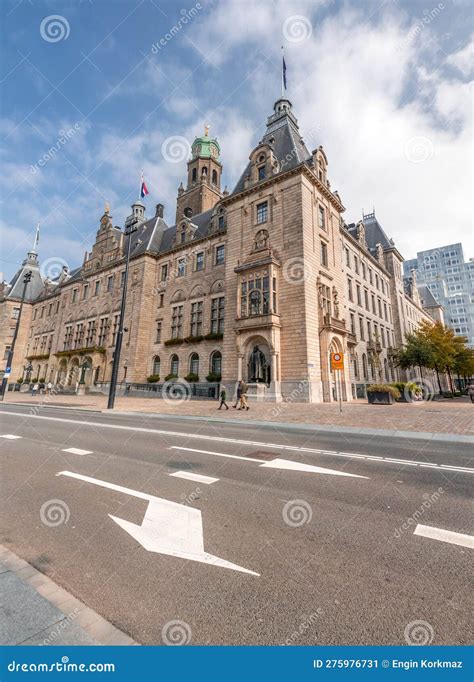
top-left (332, 285), bottom-right (339, 318)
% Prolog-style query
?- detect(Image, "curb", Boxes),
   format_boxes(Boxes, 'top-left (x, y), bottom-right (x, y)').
top-left (0, 545), bottom-right (138, 646)
top-left (2, 402), bottom-right (473, 444)
top-left (108, 410), bottom-right (474, 444)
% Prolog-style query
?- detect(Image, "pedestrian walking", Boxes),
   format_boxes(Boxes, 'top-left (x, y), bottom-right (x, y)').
top-left (468, 383), bottom-right (474, 403)
top-left (32, 383), bottom-right (39, 397)
top-left (218, 387), bottom-right (229, 410)
top-left (233, 381), bottom-right (242, 409)
top-left (47, 381), bottom-right (53, 395)
top-left (239, 381), bottom-right (249, 411)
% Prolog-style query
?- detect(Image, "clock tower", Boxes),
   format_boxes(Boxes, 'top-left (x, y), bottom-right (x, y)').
top-left (175, 126), bottom-right (223, 223)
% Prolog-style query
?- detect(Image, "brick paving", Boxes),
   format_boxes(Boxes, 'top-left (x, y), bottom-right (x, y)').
top-left (4, 391), bottom-right (473, 436)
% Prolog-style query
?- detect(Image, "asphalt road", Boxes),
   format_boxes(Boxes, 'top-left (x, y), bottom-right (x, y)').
top-left (1, 403), bottom-right (472, 645)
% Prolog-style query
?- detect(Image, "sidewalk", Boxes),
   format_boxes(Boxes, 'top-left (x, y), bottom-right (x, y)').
top-left (3, 391), bottom-right (473, 439)
top-left (0, 546), bottom-right (136, 646)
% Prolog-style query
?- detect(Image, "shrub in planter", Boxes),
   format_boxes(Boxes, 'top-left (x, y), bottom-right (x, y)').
top-left (17, 377), bottom-right (24, 384)
top-left (204, 332), bottom-right (223, 341)
top-left (146, 374), bottom-right (160, 383)
top-left (164, 373), bottom-right (178, 382)
top-left (184, 335), bottom-right (203, 344)
top-left (164, 338), bottom-right (183, 346)
top-left (38, 377), bottom-right (45, 383)
top-left (367, 383), bottom-right (400, 405)
top-left (30, 377), bottom-right (39, 383)
top-left (184, 373), bottom-right (199, 382)
top-left (206, 372), bottom-right (221, 383)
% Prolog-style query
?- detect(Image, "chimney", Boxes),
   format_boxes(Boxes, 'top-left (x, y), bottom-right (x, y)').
top-left (155, 203), bottom-right (164, 218)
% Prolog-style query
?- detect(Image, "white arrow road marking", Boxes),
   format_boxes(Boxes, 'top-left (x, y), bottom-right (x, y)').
top-left (0, 434), bottom-right (22, 439)
top-left (414, 524), bottom-right (474, 549)
top-left (170, 447), bottom-right (368, 478)
top-left (259, 457), bottom-right (368, 478)
top-left (56, 470), bottom-right (259, 576)
top-left (169, 471), bottom-right (219, 485)
top-left (61, 447), bottom-right (93, 456)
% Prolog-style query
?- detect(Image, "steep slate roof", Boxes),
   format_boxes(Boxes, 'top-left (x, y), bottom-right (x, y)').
top-left (233, 98), bottom-right (311, 194)
top-left (416, 282), bottom-right (441, 308)
top-left (127, 209), bottom-right (215, 258)
top-left (6, 251), bottom-right (44, 302)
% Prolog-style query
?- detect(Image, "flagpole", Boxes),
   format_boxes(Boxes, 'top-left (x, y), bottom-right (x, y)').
top-left (139, 170), bottom-right (143, 201)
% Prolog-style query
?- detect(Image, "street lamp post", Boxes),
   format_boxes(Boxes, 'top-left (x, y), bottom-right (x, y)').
top-left (107, 223), bottom-right (137, 409)
top-left (0, 271), bottom-right (32, 401)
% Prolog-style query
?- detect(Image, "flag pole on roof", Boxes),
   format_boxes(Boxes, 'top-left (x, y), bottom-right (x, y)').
top-left (32, 223), bottom-right (40, 252)
top-left (281, 45), bottom-right (287, 98)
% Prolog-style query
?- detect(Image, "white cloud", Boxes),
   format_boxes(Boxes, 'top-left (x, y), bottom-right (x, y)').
top-left (446, 36), bottom-right (473, 77)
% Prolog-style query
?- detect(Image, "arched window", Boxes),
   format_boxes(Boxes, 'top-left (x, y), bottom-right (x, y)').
top-left (212, 169), bottom-right (218, 185)
top-left (170, 354), bottom-right (179, 376)
top-left (210, 351), bottom-right (222, 377)
top-left (192, 168), bottom-right (197, 182)
top-left (153, 356), bottom-right (160, 376)
top-left (362, 353), bottom-right (368, 380)
top-left (189, 353), bottom-right (199, 376)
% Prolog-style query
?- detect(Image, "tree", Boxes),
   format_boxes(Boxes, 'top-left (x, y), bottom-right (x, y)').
top-left (452, 337), bottom-right (474, 388)
top-left (394, 330), bottom-right (434, 381)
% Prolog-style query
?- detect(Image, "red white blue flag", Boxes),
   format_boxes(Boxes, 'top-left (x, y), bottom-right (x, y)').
top-left (140, 172), bottom-right (149, 199)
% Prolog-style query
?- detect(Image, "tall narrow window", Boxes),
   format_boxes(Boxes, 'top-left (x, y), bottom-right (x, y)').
top-left (258, 166), bottom-right (265, 181)
top-left (190, 301), bottom-right (203, 336)
top-left (171, 305), bottom-right (183, 339)
top-left (189, 353), bottom-right (199, 375)
top-left (210, 297), bottom-right (225, 334)
top-left (347, 277), bottom-right (353, 302)
top-left (170, 354), bottom-right (179, 376)
top-left (256, 201), bottom-right (268, 224)
top-left (177, 258), bottom-right (186, 277)
top-left (161, 264), bottom-right (168, 281)
top-left (215, 244), bottom-right (225, 265)
top-left (318, 206), bottom-right (325, 230)
top-left (153, 356), bottom-right (161, 376)
top-left (155, 321), bottom-right (162, 343)
top-left (320, 241), bottom-right (328, 267)
top-left (195, 252), bottom-right (204, 271)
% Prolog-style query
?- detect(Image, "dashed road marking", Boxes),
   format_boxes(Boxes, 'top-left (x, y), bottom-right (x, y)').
top-left (61, 448), bottom-right (93, 456)
top-left (414, 524), bottom-right (474, 549)
top-left (0, 434), bottom-right (22, 439)
top-left (169, 471), bottom-right (219, 485)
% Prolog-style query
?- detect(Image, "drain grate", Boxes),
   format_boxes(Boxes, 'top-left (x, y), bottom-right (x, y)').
top-left (245, 451), bottom-right (278, 461)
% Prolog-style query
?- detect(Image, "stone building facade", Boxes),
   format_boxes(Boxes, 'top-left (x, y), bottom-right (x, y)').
top-left (0, 98), bottom-right (442, 402)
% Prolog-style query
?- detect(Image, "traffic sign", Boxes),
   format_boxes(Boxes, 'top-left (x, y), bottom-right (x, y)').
top-left (330, 352), bottom-right (344, 370)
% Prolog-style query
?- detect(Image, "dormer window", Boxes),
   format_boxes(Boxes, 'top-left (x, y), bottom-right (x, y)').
top-left (218, 215), bottom-right (224, 230)
top-left (180, 229), bottom-right (186, 244)
top-left (258, 166), bottom-right (266, 181)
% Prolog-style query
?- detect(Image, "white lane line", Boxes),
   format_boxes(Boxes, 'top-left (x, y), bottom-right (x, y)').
top-left (61, 447), bottom-right (93, 456)
top-left (414, 524), bottom-right (474, 550)
top-left (171, 447), bottom-right (368, 478)
top-left (169, 471), bottom-right (219, 485)
top-left (57, 470), bottom-right (258, 576)
top-left (0, 434), bottom-right (22, 439)
top-left (3, 411), bottom-right (473, 474)
top-left (169, 446), bottom-right (263, 464)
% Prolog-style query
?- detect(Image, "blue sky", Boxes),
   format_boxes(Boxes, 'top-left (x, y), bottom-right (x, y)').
top-left (1, 0), bottom-right (472, 282)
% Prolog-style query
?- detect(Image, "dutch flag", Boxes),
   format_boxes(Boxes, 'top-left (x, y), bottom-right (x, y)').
top-left (140, 172), bottom-right (149, 199)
